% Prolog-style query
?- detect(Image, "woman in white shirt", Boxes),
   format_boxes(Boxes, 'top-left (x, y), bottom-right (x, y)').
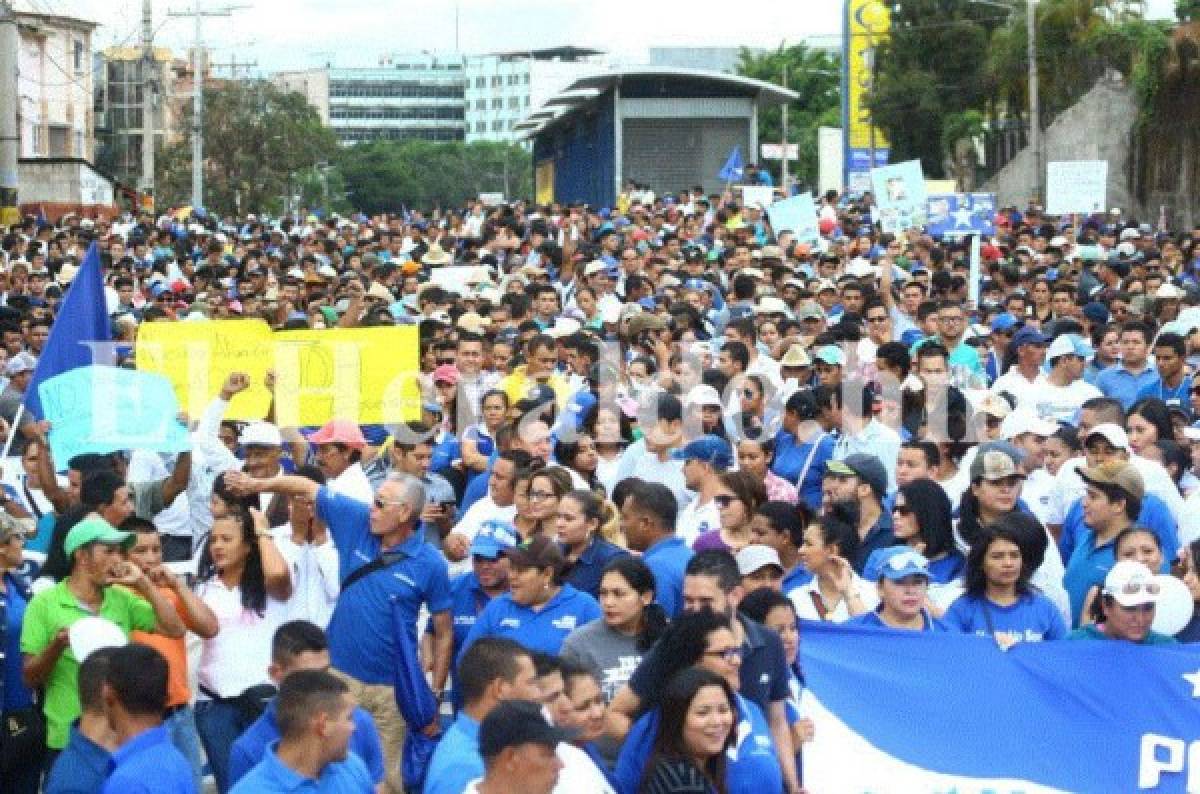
top-left (193, 507), bottom-right (292, 793)
top-left (791, 501), bottom-right (878, 622)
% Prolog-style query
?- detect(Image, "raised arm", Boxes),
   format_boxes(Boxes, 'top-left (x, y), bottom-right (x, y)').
top-left (251, 508), bottom-right (293, 602)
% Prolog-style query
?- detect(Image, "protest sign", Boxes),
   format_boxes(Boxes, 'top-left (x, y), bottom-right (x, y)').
top-left (1046, 160), bottom-right (1108, 215)
top-left (137, 321), bottom-right (422, 425)
top-left (39, 366), bottom-right (190, 468)
top-left (428, 266), bottom-right (482, 295)
top-left (136, 319), bottom-right (274, 420)
top-left (801, 622), bottom-right (1200, 793)
top-left (739, 185), bottom-right (775, 209)
top-left (272, 325), bottom-right (423, 426)
top-left (926, 193), bottom-right (996, 239)
top-left (766, 193), bottom-right (820, 243)
top-left (871, 159), bottom-right (928, 233)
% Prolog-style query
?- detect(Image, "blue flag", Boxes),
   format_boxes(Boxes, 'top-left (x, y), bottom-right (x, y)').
top-left (800, 622), bottom-right (1200, 792)
top-left (719, 146), bottom-right (745, 182)
top-left (25, 242), bottom-right (112, 420)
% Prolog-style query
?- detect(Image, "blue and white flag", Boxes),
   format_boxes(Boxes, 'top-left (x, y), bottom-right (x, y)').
top-left (719, 146), bottom-right (745, 182)
top-left (926, 192), bottom-right (996, 239)
top-left (800, 622), bottom-right (1200, 793)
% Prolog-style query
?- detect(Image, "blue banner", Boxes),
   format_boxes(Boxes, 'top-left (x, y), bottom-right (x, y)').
top-left (926, 192), bottom-right (996, 239)
top-left (800, 622), bottom-right (1200, 793)
top-left (39, 366), bottom-right (189, 467)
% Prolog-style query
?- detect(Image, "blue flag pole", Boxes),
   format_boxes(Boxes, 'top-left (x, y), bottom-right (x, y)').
top-left (25, 241), bottom-right (112, 420)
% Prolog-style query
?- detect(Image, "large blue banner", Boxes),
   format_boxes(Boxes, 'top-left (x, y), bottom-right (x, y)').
top-left (800, 622), bottom-right (1200, 793)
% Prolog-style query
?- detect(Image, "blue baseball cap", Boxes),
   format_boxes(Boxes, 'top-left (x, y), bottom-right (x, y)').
top-left (1009, 326), bottom-right (1048, 351)
top-left (672, 435), bottom-right (733, 470)
top-left (990, 312), bottom-right (1019, 333)
top-left (863, 546), bottom-right (931, 582)
top-left (1082, 302), bottom-right (1110, 325)
top-left (470, 520), bottom-right (519, 560)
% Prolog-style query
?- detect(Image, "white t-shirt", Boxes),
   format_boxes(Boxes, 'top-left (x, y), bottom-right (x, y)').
top-left (790, 575), bottom-right (879, 623)
top-left (1022, 468), bottom-right (1056, 527)
top-left (271, 525), bottom-right (340, 629)
top-left (553, 741), bottom-right (616, 794)
top-left (195, 578), bottom-right (287, 698)
top-left (328, 462), bottom-right (374, 505)
top-left (676, 497), bottom-right (721, 548)
top-left (1025, 378), bottom-right (1102, 422)
top-left (447, 497), bottom-right (518, 577)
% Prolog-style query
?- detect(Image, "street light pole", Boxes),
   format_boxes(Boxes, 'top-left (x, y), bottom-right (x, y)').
top-left (1027, 0), bottom-right (1041, 205)
top-left (0, 0), bottom-right (19, 226)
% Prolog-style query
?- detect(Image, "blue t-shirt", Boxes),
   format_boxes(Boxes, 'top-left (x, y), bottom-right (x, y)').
top-left (45, 724), bottom-right (110, 794)
top-left (927, 553), bottom-right (967, 585)
top-left (459, 583), bottom-right (602, 660)
top-left (1057, 494), bottom-right (1177, 571)
top-left (424, 713), bottom-right (482, 794)
top-left (845, 609), bottom-right (950, 632)
top-left (776, 431), bottom-right (835, 512)
top-left (442, 572), bottom-right (494, 658)
top-left (614, 694), bottom-right (782, 794)
top-left (1136, 374), bottom-right (1193, 417)
top-left (1064, 531), bottom-right (1118, 627)
top-left (430, 433), bottom-right (460, 476)
top-left (2, 573), bottom-right (33, 710)
top-left (943, 592), bottom-right (1068, 643)
top-left (642, 536), bottom-right (694, 618)
top-left (229, 742), bottom-right (372, 794)
top-left (101, 724), bottom-right (196, 794)
top-left (228, 699), bottom-right (384, 787)
top-left (1094, 363), bottom-right (1159, 411)
top-left (317, 487), bottom-right (452, 684)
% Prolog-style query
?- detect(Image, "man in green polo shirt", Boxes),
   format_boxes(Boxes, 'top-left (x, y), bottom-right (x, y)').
top-left (20, 518), bottom-right (186, 752)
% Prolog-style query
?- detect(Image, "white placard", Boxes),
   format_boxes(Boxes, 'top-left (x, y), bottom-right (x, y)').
top-left (1046, 160), bottom-right (1107, 215)
top-left (740, 185), bottom-right (776, 209)
top-left (760, 143), bottom-right (800, 161)
top-left (428, 265), bottom-right (480, 295)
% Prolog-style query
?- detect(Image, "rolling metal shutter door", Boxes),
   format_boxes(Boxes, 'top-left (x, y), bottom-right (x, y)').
top-left (622, 117), bottom-right (748, 196)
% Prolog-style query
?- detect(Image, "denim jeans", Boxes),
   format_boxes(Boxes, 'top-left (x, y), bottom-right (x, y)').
top-left (194, 699), bottom-right (245, 794)
top-left (166, 705), bottom-right (206, 792)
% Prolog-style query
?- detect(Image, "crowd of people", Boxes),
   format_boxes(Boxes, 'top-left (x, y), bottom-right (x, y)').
top-left (1, 184), bottom-right (1199, 794)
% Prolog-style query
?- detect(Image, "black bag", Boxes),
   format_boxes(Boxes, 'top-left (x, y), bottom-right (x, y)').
top-left (1, 706), bottom-right (46, 769)
top-left (199, 683), bottom-right (277, 727)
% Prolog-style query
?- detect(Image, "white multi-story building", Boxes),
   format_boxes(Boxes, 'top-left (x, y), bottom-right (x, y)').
top-left (464, 47), bottom-right (606, 143)
top-left (14, 7), bottom-right (96, 160)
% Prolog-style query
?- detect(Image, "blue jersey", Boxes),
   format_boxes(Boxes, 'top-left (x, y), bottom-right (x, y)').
top-left (459, 583), bottom-right (602, 659)
top-left (642, 536), bottom-right (694, 618)
top-left (846, 609), bottom-right (950, 632)
top-left (943, 592), bottom-right (1068, 643)
top-left (1057, 494), bottom-right (1177, 571)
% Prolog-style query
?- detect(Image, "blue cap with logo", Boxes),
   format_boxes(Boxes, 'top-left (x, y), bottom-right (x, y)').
top-left (672, 434), bottom-right (733, 470)
top-left (470, 520), bottom-right (519, 560)
top-left (863, 546), bottom-right (931, 582)
top-left (989, 312), bottom-right (1019, 333)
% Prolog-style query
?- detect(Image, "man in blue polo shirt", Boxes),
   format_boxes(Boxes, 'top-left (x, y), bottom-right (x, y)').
top-left (1095, 321), bottom-right (1158, 410)
top-left (44, 648), bottom-right (117, 794)
top-left (230, 470), bottom-right (452, 794)
top-left (424, 637), bottom-right (541, 794)
top-left (100, 644), bottom-right (195, 794)
top-left (228, 621), bottom-right (384, 789)
top-left (606, 550), bottom-right (802, 794)
top-left (620, 481), bottom-right (693, 617)
top-left (444, 521), bottom-right (516, 657)
top-left (230, 670), bottom-right (372, 794)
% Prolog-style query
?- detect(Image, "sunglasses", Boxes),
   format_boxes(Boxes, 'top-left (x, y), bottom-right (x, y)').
top-left (713, 494), bottom-right (737, 508)
top-left (1114, 581), bottom-right (1161, 597)
top-left (892, 504), bottom-right (912, 515)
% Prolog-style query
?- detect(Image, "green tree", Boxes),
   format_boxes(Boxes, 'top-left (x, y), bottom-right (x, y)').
top-left (735, 43), bottom-right (840, 190)
top-left (156, 80), bottom-right (338, 215)
top-left (867, 0), bottom-right (1005, 179)
top-left (335, 140), bottom-right (531, 215)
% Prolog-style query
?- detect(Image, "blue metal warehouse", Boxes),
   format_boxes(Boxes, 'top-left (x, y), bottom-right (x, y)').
top-left (517, 67), bottom-right (797, 208)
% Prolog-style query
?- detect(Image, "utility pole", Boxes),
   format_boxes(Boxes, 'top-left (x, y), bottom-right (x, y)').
top-left (167, 0), bottom-right (245, 209)
top-left (780, 62), bottom-right (789, 191)
top-left (1027, 0), bottom-right (1041, 205)
top-left (139, 0), bottom-right (156, 203)
top-left (0, 0), bottom-right (19, 226)
top-left (211, 57), bottom-right (258, 79)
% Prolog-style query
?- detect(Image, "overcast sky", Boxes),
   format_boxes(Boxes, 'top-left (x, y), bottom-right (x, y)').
top-left (16, 0), bottom-right (1177, 74)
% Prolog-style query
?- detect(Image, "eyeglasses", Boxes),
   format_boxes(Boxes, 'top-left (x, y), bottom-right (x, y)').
top-left (704, 646), bottom-right (743, 663)
top-left (713, 494), bottom-right (737, 508)
top-left (436, 358), bottom-right (456, 366)
top-left (528, 490), bottom-right (556, 502)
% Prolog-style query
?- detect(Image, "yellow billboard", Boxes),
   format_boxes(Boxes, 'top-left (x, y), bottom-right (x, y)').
top-left (845, 0), bottom-right (891, 151)
top-left (535, 160), bottom-right (555, 205)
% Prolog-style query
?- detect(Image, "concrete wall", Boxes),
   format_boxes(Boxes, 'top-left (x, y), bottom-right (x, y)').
top-left (18, 160), bottom-right (115, 210)
top-left (982, 75), bottom-right (1137, 215)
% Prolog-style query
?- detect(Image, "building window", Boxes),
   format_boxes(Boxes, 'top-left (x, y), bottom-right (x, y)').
top-left (491, 98), bottom-right (502, 109)
top-left (73, 41), bottom-right (84, 73)
top-left (475, 77), bottom-right (485, 88)
top-left (523, 73), bottom-right (530, 84)
top-left (508, 96), bottom-right (520, 109)
top-left (475, 99), bottom-right (485, 110)
top-left (491, 76), bottom-right (502, 87)
top-left (524, 96), bottom-right (530, 106)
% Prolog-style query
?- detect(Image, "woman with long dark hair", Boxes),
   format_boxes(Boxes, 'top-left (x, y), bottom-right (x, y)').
top-left (892, 478), bottom-right (964, 610)
top-left (614, 611), bottom-right (783, 794)
top-left (193, 507), bottom-right (291, 792)
top-left (943, 524), bottom-right (1067, 647)
top-left (1127, 398), bottom-right (1174, 459)
top-left (555, 489), bottom-right (628, 597)
top-left (791, 501), bottom-right (877, 622)
top-left (585, 403), bottom-right (635, 497)
top-left (638, 668), bottom-right (736, 794)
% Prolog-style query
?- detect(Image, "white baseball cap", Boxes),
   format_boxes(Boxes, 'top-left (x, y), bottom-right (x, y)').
top-left (736, 545), bottom-right (784, 577)
top-left (239, 421), bottom-right (282, 447)
top-left (1000, 411), bottom-right (1058, 440)
top-left (1102, 560), bottom-right (1161, 608)
top-left (1086, 423), bottom-right (1131, 451)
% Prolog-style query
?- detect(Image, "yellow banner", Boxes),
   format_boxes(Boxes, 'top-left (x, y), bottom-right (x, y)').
top-left (846, 0), bottom-right (891, 151)
top-left (535, 160), bottom-right (555, 205)
top-left (136, 321), bottom-right (421, 425)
